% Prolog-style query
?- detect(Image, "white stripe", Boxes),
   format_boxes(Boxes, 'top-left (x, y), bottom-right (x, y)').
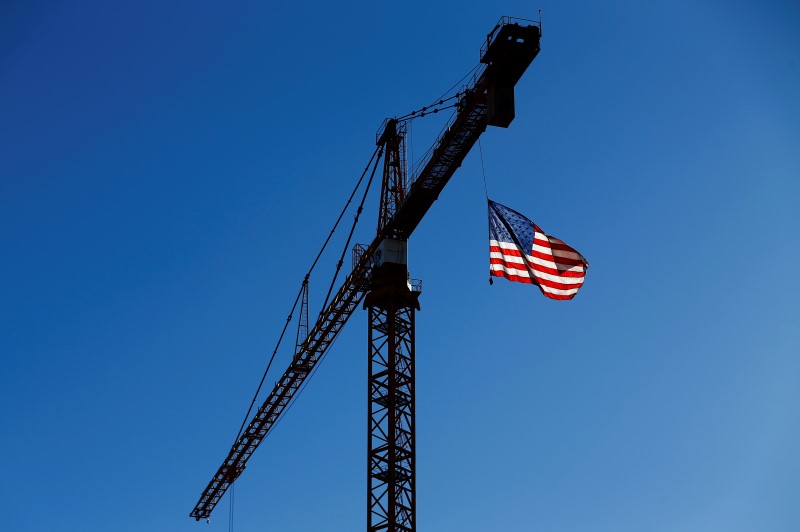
top-left (490, 240), bottom-right (520, 251)
top-left (540, 284), bottom-right (580, 296)
top-left (531, 241), bottom-right (583, 261)
top-left (490, 264), bottom-right (530, 277)
top-left (533, 231), bottom-right (583, 261)
top-left (528, 269), bottom-right (585, 285)
top-left (527, 254), bottom-right (586, 273)
top-left (489, 251), bottom-right (525, 264)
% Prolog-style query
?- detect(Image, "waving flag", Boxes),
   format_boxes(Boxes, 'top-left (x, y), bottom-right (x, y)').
top-left (488, 200), bottom-right (589, 300)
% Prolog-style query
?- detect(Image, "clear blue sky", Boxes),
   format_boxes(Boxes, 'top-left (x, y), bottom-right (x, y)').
top-left (2, 1), bottom-right (798, 531)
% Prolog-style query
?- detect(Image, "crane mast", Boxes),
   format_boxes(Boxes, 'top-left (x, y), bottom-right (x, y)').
top-left (191, 17), bottom-right (541, 526)
top-left (366, 120), bottom-right (418, 531)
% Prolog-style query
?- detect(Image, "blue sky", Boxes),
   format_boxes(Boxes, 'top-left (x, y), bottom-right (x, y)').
top-left (1, 1), bottom-right (798, 531)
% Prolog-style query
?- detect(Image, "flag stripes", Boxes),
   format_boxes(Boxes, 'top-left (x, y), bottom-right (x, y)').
top-left (488, 201), bottom-right (588, 300)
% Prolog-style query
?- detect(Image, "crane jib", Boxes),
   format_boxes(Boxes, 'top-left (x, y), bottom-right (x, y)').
top-left (190, 17), bottom-right (541, 521)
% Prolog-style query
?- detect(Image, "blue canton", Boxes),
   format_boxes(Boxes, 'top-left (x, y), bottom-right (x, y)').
top-left (489, 200), bottom-right (536, 253)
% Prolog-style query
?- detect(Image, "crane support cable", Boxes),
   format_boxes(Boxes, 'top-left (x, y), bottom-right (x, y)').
top-left (396, 95), bottom-right (462, 122)
top-left (307, 145), bottom-right (382, 274)
top-left (230, 145), bottom-right (383, 443)
top-left (432, 63), bottom-right (481, 105)
top-left (232, 283), bottom-right (304, 441)
top-left (399, 62), bottom-right (482, 122)
top-left (191, 237), bottom-right (380, 520)
top-left (319, 146), bottom-right (383, 315)
top-left (191, 145), bottom-right (385, 519)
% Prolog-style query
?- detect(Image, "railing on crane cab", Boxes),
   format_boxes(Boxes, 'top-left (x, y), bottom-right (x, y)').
top-left (408, 278), bottom-right (422, 293)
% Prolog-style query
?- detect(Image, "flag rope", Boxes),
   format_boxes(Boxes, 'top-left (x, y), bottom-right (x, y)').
top-left (478, 139), bottom-right (493, 284)
top-left (477, 138), bottom-right (490, 201)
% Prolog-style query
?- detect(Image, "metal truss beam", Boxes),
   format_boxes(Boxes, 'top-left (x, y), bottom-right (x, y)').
top-left (366, 267), bottom-right (419, 532)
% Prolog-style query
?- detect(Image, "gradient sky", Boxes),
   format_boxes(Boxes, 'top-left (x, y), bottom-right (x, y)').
top-left (1, 1), bottom-right (799, 531)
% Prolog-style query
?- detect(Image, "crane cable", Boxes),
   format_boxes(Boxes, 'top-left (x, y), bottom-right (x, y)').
top-left (231, 59), bottom-right (481, 443)
top-left (319, 145), bottom-right (384, 315)
top-left (477, 138), bottom-right (490, 201)
top-left (230, 142), bottom-right (383, 480)
top-left (225, 61), bottom-right (474, 487)
top-left (252, 147), bottom-right (383, 454)
top-left (232, 145), bottom-right (383, 444)
top-left (395, 62), bottom-right (482, 123)
top-left (477, 138), bottom-right (493, 285)
top-left (398, 63), bottom-right (481, 179)
top-left (307, 145), bottom-right (383, 274)
top-left (395, 96), bottom-right (461, 122)
top-left (433, 62), bottom-right (481, 104)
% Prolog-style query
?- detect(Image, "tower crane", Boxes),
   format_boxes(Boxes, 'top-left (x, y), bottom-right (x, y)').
top-left (191, 16), bottom-right (542, 531)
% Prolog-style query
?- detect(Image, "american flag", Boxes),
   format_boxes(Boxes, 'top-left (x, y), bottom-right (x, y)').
top-left (488, 200), bottom-right (589, 300)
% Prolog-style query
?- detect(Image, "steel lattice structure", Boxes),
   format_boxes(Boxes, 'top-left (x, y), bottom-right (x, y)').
top-left (366, 266), bottom-right (419, 531)
top-left (377, 119), bottom-right (407, 236)
top-left (191, 17), bottom-right (542, 529)
top-left (367, 121), bottom-right (418, 531)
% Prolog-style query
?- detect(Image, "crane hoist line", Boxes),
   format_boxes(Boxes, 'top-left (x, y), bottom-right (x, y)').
top-left (191, 16), bottom-right (542, 526)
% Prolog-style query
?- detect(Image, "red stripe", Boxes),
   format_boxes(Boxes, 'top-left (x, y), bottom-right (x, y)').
top-left (490, 258), bottom-right (585, 290)
top-left (489, 257), bottom-right (528, 270)
top-left (534, 235), bottom-right (581, 254)
top-left (490, 256), bottom-right (586, 280)
top-left (529, 248), bottom-right (586, 267)
top-left (490, 245), bottom-right (523, 257)
top-left (490, 270), bottom-right (534, 284)
top-left (490, 270), bottom-right (579, 300)
top-left (529, 261), bottom-right (586, 278)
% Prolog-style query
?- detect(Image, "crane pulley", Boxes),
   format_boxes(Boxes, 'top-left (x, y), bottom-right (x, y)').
top-left (191, 16), bottom-right (542, 526)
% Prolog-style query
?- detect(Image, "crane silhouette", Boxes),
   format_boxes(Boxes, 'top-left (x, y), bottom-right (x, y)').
top-left (191, 16), bottom-right (542, 532)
